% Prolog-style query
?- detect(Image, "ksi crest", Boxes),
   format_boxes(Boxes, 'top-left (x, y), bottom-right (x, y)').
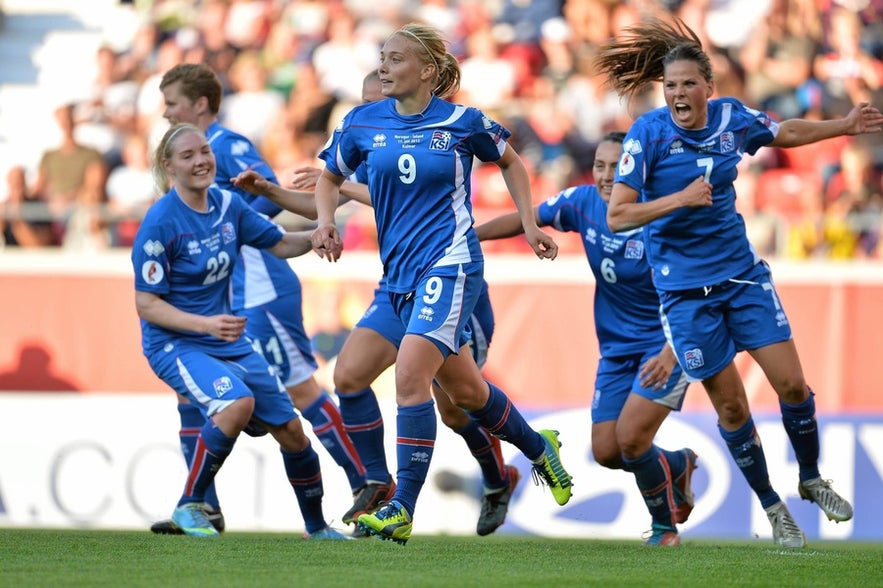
top-left (430, 130), bottom-right (451, 151)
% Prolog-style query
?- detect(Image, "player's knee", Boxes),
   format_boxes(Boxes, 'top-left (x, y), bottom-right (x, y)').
top-left (272, 417), bottom-right (310, 452)
top-left (438, 404), bottom-right (470, 430)
top-left (592, 445), bottom-right (622, 469)
top-left (333, 362), bottom-right (369, 395)
top-left (772, 376), bottom-right (809, 404)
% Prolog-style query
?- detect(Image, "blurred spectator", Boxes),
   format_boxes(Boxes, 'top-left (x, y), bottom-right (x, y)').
top-left (115, 19), bottom-right (162, 84)
top-left (562, 0), bottom-right (614, 47)
top-left (820, 192), bottom-right (861, 259)
top-left (261, 19), bottom-right (302, 97)
top-left (135, 36), bottom-right (185, 144)
top-left (509, 74), bottom-right (578, 193)
top-left (4, 0), bottom-right (883, 261)
top-left (410, 0), bottom-right (465, 54)
top-left (1, 166), bottom-right (56, 247)
top-left (494, 0), bottom-right (563, 46)
top-left (220, 50), bottom-right (285, 146)
top-left (75, 44), bottom-right (141, 169)
top-left (537, 17), bottom-right (575, 88)
top-left (824, 139), bottom-right (883, 256)
top-left (780, 175), bottom-right (825, 259)
top-left (709, 49), bottom-right (747, 103)
top-left (287, 60), bottom-right (338, 160)
top-left (824, 139), bottom-right (883, 205)
top-left (223, 0), bottom-right (272, 50)
top-left (281, 0), bottom-right (330, 57)
top-left (310, 6), bottom-right (379, 104)
top-left (741, 0), bottom-right (818, 119)
top-left (702, 0), bottom-right (773, 54)
top-left (190, 0), bottom-right (238, 93)
top-left (813, 6), bottom-right (883, 117)
top-left (105, 132), bottom-right (155, 247)
top-left (31, 103), bottom-right (109, 250)
top-left (555, 43), bottom-right (625, 158)
top-left (458, 23), bottom-right (518, 113)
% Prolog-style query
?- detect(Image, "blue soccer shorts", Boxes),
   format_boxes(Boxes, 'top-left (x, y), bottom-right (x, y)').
top-left (659, 261), bottom-right (793, 382)
top-left (390, 262), bottom-right (484, 360)
top-left (148, 342), bottom-right (298, 427)
top-left (591, 349), bottom-right (689, 423)
top-left (240, 292), bottom-right (319, 388)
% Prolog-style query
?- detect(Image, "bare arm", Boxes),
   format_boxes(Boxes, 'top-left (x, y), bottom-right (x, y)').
top-left (290, 165), bottom-right (371, 207)
top-left (310, 168), bottom-right (346, 262)
top-left (474, 207), bottom-right (543, 242)
top-left (268, 230), bottom-right (314, 258)
top-left (769, 102), bottom-right (883, 148)
top-left (135, 290), bottom-right (246, 342)
top-left (231, 170), bottom-right (318, 220)
top-left (607, 178), bottom-right (712, 232)
top-left (339, 181), bottom-right (371, 207)
top-left (494, 145), bottom-right (557, 259)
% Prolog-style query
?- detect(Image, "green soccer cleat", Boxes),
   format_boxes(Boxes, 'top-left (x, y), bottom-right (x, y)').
top-left (357, 500), bottom-right (412, 545)
top-left (531, 429), bottom-right (573, 506)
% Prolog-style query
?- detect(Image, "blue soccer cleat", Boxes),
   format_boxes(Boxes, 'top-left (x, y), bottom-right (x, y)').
top-left (643, 524), bottom-right (681, 547)
top-left (171, 503), bottom-right (220, 538)
top-left (303, 525), bottom-right (354, 540)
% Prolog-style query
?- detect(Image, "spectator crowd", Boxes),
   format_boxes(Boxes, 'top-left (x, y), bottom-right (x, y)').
top-left (1, 0), bottom-right (882, 260)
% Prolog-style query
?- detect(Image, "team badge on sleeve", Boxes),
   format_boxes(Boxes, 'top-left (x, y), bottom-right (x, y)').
top-left (619, 152), bottom-right (635, 176)
top-left (143, 240), bottom-right (164, 257)
top-left (142, 260), bottom-right (164, 285)
top-left (623, 138), bottom-right (642, 154)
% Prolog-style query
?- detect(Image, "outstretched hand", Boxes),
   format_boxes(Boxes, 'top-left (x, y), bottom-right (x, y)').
top-left (846, 102), bottom-right (883, 135)
top-left (231, 170), bottom-right (271, 195)
top-left (310, 223), bottom-right (343, 262)
top-left (290, 166), bottom-right (322, 191)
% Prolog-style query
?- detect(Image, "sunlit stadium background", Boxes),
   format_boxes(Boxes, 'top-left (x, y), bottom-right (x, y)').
top-left (1, 0), bottom-right (881, 543)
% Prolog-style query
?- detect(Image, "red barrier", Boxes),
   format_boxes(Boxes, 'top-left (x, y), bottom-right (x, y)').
top-left (1, 252), bottom-right (881, 412)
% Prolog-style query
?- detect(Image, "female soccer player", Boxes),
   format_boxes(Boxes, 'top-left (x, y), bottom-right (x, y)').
top-left (594, 17), bottom-right (883, 548)
top-left (132, 123), bottom-right (348, 540)
top-left (149, 63), bottom-right (366, 535)
top-left (476, 131), bottom-right (696, 546)
top-left (235, 71), bottom-right (520, 537)
top-left (310, 23), bottom-right (573, 544)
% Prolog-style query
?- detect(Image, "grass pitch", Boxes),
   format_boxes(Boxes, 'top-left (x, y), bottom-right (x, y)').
top-left (1, 529), bottom-right (880, 587)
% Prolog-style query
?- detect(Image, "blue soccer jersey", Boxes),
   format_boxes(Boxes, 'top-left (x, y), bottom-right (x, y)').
top-left (206, 121), bottom-right (299, 310)
top-left (132, 186), bottom-right (284, 356)
top-left (615, 97), bottom-right (778, 290)
top-left (538, 185), bottom-right (665, 357)
top-left (319, 95), bottom-right (505, 293)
